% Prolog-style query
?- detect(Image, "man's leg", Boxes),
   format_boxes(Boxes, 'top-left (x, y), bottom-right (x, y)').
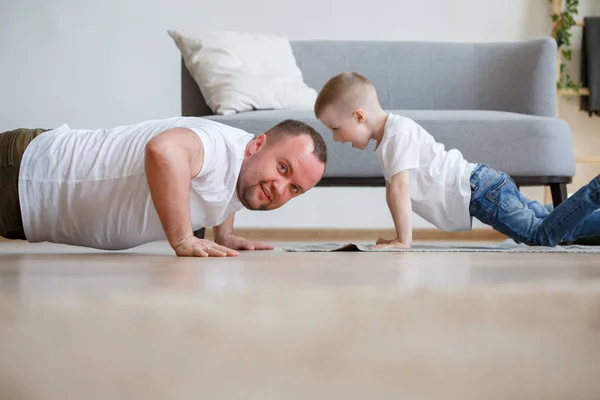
top-left (0, 128), bottom-right (49, 240)
top-left (470, 165), bottom-right (600, 246)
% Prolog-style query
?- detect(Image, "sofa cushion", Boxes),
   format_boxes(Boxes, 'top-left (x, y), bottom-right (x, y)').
top-left (204, 110), bottom-right (575, 178)
top-left (169, 30), bottom-right (317, 116)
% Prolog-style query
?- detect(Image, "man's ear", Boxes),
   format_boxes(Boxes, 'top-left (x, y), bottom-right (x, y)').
top-left (246, 134), bottom-right (267, 156)
top-left (353, 109), bottom-right (367, 123)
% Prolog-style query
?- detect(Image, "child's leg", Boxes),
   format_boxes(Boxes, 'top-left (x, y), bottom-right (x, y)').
top-left (525, 198), bottom-right (551, 218)
top-left (469, 165), bottom-right (600, 246)
top-left (543, 203), bottom-right (600, 244)
top-left (507, 198), bottom-right (550, 244)
top-left (562, 209), bottom-right (600, 242)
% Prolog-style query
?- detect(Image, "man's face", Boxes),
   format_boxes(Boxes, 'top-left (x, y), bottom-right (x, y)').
top-left (237, 134), bottom-right (325, 211)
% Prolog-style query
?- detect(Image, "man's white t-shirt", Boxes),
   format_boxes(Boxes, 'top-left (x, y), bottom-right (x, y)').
top-left (18, 116), bottom-right (253, 250)
top-left (374, 113), bottom-right (476, 232)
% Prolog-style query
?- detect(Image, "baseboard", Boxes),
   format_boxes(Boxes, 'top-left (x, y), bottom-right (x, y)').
top-left (205, 228), bottom-right (507, 242)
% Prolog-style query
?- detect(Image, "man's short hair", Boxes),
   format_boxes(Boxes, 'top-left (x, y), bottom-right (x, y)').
top-left (264, 119), bottom-right (328, 164)
top-left (313, 72), bottom-right (373, 118)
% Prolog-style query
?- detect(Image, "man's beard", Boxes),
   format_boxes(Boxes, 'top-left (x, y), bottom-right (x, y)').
top-left (237, 171), bottom-right (269, 211)
top-left (237, 155), bottom-right (273, 211)
top-left (242, 185), bottom-right (269, 211)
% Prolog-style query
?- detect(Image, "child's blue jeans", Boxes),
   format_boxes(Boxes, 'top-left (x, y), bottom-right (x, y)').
top-left (469, 164), bottom-right (600, 246)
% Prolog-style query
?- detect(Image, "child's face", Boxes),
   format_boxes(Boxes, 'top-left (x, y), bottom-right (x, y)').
top-left (318, 106), bottom-right (372, 149)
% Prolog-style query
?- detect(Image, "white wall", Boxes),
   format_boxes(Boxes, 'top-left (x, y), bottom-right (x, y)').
top-left (1, 0), bottom-right (598, 230)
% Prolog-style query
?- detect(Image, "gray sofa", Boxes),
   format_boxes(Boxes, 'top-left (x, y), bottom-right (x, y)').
top-left (182, 37), bottom-right (575, 237)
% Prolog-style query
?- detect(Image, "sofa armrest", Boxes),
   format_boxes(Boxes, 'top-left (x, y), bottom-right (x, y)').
top-left (475, 37), bottom-right (558, 117)
top-left (181, 59), bottom-right (213, 117)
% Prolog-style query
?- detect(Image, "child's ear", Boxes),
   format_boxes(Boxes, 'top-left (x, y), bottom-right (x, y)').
top-left (353, 109), bottom-right (367, 123)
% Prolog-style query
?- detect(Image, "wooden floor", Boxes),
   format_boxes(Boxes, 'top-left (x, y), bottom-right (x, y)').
top-left (1, 239), bottom-right (599, 293)
top-left (1, 240), bottom-right (599, 399)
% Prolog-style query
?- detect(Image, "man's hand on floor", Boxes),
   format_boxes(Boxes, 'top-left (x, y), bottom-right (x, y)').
top-left (174, 237), bottom-right (239, 257)
top-left (217, 234), bottom-right (274, 251)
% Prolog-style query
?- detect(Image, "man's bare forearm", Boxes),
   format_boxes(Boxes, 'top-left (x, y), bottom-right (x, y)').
top-left (145, 130), bottom-right (203, 248)
top-left (145, 144), bottom-right (194, 247)
top-left (213, 213), bottom-right (235, 244)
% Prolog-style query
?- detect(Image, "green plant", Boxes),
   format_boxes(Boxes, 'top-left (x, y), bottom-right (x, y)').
top-left (550, 0), bottom-right (582, 91)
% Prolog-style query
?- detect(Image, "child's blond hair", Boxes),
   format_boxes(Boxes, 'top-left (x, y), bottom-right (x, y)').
top-left (314, 72), bottom-right (377, 118)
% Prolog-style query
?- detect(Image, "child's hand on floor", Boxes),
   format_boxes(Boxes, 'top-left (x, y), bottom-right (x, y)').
top-left (374, 237), bottom-right (411, 249)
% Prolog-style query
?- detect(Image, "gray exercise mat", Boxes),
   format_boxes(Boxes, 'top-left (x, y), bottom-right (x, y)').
top-left (283, 240), bottom-right (600, 253)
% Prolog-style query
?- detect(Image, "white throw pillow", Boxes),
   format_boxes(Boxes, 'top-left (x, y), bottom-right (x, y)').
top-left (168, 29), bottom-right (318, 116)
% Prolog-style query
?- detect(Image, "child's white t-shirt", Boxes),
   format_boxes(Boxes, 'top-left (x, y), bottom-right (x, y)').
top-left (374, 113), bottom-right (476, 232)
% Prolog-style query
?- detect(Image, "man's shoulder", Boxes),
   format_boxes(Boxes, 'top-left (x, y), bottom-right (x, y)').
top-left (175, 118), bottom-right (253, 175)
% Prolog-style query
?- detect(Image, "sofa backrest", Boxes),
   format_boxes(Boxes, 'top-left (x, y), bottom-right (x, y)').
top-left (182, 37), bottom-right (557, 117)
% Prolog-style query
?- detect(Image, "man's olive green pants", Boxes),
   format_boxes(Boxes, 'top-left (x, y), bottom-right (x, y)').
top-left (0, 128), bottom-right (48, 240)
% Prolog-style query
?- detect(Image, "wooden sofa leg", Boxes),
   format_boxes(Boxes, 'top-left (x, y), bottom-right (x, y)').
top-left (193, 228), bottom-right (206, 239)
top-left (549, 183), bottom-right (568, 208)
top-left (549, 183), bottom-right (575, 245)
